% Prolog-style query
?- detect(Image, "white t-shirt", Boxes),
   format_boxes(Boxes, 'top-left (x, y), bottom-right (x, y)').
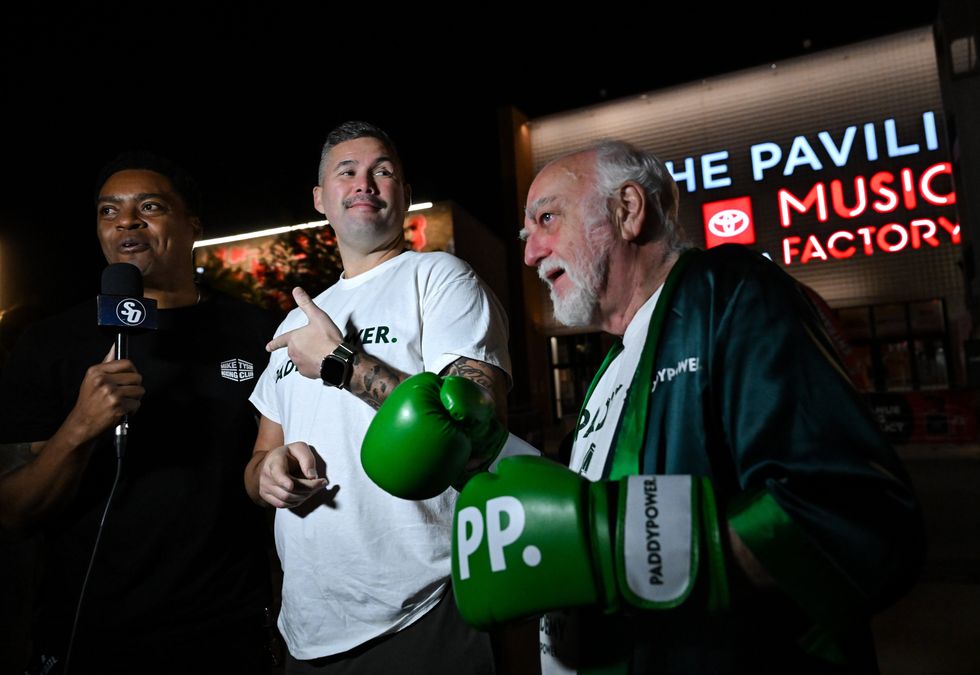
top-left (540, 286), bottom-right (661, 675)
top-left (569, 286), bottom-right (662, 480)
top-left (250, 251), bottom-right (511, 659)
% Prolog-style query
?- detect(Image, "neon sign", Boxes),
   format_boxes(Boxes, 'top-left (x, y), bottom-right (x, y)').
top-left (778, 160), bottom-right (958, 265)
top-left (667, 112), bottom-right (940, 191)
top-left (675, 111), bottom-right (958, 266)
top-left (778, 162), bottom-right (956, 226)
top-left (781, 217), bottom-right (960, 265)
top-left (702, 197), bottom-right (756, 248)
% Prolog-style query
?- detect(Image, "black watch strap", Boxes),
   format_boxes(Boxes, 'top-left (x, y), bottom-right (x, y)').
top-left (320, 340), bottom-right (356, 389)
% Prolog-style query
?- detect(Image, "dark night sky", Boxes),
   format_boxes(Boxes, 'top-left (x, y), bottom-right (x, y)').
top-left (0, 3), bottom-right (942, 312)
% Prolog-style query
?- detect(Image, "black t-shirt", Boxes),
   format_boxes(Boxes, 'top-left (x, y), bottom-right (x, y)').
top-left (0, 292), bottom-right (281, 660)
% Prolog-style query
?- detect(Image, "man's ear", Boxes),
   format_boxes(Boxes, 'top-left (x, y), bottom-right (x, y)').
top-left (313, 185), bottom-right (326, 215)
top-left (614, 182), bottom-right (647, 242)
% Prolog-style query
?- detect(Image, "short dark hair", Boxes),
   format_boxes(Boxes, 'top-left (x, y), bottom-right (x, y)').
top-left (94, 151), bottom-right (203, 216)
top-left (317, 121), bottom-right (402, 183)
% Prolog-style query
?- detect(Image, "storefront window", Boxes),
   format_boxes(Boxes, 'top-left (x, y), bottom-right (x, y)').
top-left (836, 299), bottom-right (950, 392)
top-left (548, 333), bottom-right (609, 420)
top-left (881, 341), bottom-right (914, 391)
top-left (915, 339), bottom-right (949, 389)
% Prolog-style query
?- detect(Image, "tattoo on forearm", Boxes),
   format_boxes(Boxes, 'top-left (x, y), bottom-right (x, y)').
top-left (354, 353), bottom-right (407, 410)
top-left (443, 358), bottom-right (508, 424)
top-left (445, 359), bottom-right (495, 393)
top-left (0, 442), bottom-right (37, 476)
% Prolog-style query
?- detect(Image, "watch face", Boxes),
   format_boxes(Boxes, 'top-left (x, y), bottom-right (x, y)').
top-left (321, 355), bottom-right (346, 387)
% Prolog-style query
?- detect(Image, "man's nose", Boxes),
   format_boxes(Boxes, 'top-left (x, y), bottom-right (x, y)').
top-left (354, 172), bottom-right (378, 194)
top-left (523, 230), bottom-right (550, 268)
top-left (117, 206), bottom-right (146, 229)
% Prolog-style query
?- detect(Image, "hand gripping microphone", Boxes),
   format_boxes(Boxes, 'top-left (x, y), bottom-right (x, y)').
top-left (63, 263), bottom-right (159, 675)
top-left (96, 263), bottom-right (158, 456)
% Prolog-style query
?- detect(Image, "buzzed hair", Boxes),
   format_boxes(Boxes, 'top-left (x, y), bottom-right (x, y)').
top-left (317, 121), bottom-right (402, 183)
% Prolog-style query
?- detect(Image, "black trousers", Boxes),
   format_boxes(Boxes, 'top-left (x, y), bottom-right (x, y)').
top-left (285, 590), bottom-right (494, 675)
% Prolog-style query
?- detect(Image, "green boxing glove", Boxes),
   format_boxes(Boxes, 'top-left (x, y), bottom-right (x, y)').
top-left (361, 372), bottom-right (508, 500)
top-left (451, 456), bottom-right (730, 629)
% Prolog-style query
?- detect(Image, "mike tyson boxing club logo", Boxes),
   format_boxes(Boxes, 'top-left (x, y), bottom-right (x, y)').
top-left (221, 358), bottom-right (255, 382)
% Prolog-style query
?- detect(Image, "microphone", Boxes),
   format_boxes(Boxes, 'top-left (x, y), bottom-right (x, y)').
top-left (96, 263), bottom-right (158, 456)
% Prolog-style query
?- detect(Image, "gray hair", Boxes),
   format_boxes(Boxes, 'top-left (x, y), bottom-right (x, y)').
top-left (317, 121), bottom-right (402, 184)
top-left (590, 140), bottom-right (687, 250)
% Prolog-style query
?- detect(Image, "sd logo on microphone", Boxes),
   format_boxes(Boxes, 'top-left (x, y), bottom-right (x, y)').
top-left (97, 295), bottom-right (158, 331)
top-left (116, 299), bottom-right (147, 326)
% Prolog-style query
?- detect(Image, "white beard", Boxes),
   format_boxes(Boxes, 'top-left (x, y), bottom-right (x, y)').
top-left (539, 225), bottom-right (613, 327)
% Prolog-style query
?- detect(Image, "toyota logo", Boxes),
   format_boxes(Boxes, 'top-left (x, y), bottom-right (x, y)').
top-left (707, 209), bottom-right (751, 238)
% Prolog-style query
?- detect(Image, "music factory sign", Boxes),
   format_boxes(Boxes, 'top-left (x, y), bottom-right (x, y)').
top-left (666, 110), bottom-right (959, 266)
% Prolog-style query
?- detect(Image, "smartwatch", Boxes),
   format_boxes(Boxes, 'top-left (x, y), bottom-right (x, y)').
top-left (320, 340), bottom-right (356, 389)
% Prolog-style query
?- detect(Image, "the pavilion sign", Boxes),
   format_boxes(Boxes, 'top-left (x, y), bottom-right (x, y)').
top-left (666, 111), bottom-right (960, 266)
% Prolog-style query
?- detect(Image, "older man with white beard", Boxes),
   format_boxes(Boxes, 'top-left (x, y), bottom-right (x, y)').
top-left (434, 140), bottom-right (924, 674)
top-left (531, 193), bottom-right (618, 327)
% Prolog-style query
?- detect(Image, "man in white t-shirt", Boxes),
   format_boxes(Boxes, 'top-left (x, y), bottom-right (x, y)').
top-left (244, 121), bottom-right (511, 674)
